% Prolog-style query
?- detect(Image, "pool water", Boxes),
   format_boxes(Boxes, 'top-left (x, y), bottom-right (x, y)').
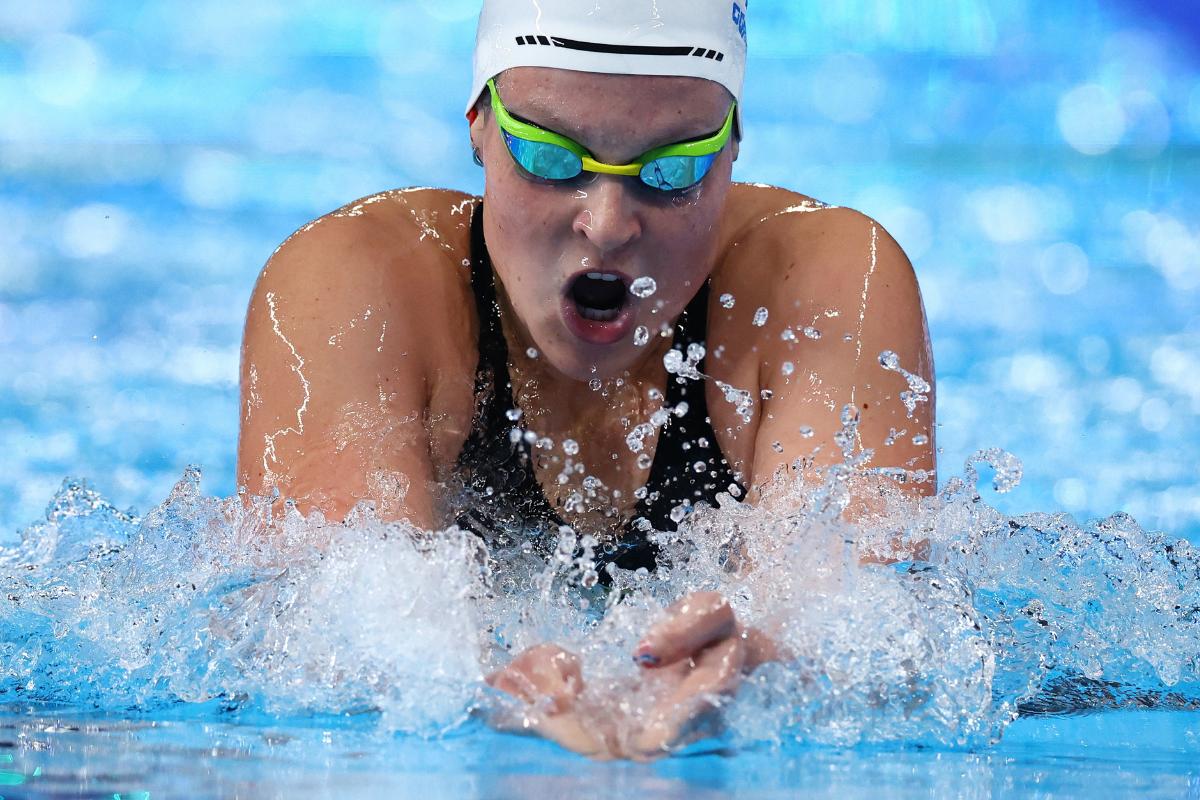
top-left (0, 707), bottom-right (1195, 798)
top-left (2, 0), bottom-right (1199, 795)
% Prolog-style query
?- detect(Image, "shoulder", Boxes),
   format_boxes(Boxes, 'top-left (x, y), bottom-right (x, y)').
top-left (258, 187), bottom-right (477, 292)
top-left (246, 188), bottom-right (479, 359)
top-left (721, 182), bottom-right (912, 274)
top-left (714, 182), bottom-right (919, 321)
top-left (246, 186), bottom-right (478, 334)
top-left (706, 184), bottom-right (934, 489)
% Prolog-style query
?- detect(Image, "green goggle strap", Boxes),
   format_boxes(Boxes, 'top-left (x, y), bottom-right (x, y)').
top-left (486, 78), bottom-right (735, 178)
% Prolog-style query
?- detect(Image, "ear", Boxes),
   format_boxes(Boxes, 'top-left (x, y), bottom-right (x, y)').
top-left (468, 97), bottom-right (489, 152)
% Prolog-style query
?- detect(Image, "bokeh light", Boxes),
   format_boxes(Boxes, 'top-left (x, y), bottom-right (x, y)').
top-left (0, 0), bottom-right (1197, 545)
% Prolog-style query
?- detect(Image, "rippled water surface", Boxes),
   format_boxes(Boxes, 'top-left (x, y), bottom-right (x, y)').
top-left (2, 0), bottom-right (1199, 795)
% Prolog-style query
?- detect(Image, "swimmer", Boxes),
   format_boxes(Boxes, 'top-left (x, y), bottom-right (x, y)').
top-left (236, 0), bottom-right (934, 759)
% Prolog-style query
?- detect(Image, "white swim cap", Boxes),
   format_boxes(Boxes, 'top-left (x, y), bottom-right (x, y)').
top-left (467, 0), bottom-right (748, 134)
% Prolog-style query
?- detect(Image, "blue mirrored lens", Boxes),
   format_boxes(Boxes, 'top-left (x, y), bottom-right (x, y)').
top-left (639, 153), bottom-right (718, 191)
top-left (502, 132), bottom-right (583, 180)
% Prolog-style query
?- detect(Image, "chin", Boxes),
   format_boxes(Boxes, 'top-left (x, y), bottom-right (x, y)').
top-left (541, 338), bottom-right (638, 383)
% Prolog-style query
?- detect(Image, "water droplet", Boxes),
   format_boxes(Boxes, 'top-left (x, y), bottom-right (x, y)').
top-left (626, 423), bottom-right (655, 453)
top-left (669, 504), bottom-right (688, 523)
top-left (526, 347), bottom-right (539, 358)
top-left (673, 401), bottom-right (689, 417)
top-left (781, 328), bottom-right (796, 342)
top-left (771, 441), bottom-right (784, 453)
top-left (562, 439), bottom-right (579, 455)
top-left (803, 327), bottom-right (821, 340)
top-left (636, 453), bottom-right (652, 470)
top-left (509, 429), bottom-right (522, 443)
top-left (664, 345), bottom-right (703, 380)
top-left (878, 350), bottom-right (932, 418)
top-left (505, 408), bottom-right (523, 421)
top-left (536, 436), bottom-right (553, 450)
top-left (588, 378), bottom-right (602, 391)
top-left (629, 276), bottom-right (658, 298)
top-left (719, 292), bottom-right (736, 309)
top-left (912, 433), bottom-right (929, 446)
top-left (781, 361), bottom-right (795, 377)
top-left (633, 485), bottom-right (648, 499)
top-left (633, 326), bottom-right (650, 346)
top-left (522, 430), bottom-right (538, 444)
top-left (966, 447), bottom-right (1023, 493)
top-left (752, 307), bottom-right (769, 327)
top-left (717, 380), bottom-right (755, 423)
top-left (798, 425), bottom-right (814, 438)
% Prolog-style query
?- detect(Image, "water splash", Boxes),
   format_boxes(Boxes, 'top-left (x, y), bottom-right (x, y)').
top-left (878, 350), bottom-right (932, 418)
top-left (0, 441), bottom-right (1197, 752)
top-left (663, 343), bottom-right (704, 381)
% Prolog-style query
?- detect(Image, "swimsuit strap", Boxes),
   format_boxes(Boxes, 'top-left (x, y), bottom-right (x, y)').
top-left (455, 202), bottom-right (563, 535)
top-left (619, 279), bottom-right (745, 570)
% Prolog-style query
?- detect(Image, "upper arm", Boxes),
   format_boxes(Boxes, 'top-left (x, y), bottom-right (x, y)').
top-left (236, 207), bottom-right (452, 526)
top-left (747, 208), bottom-right (936, 500)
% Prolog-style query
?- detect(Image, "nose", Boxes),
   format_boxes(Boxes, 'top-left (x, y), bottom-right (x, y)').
top-left (571, 176), bottom-right (641, 254)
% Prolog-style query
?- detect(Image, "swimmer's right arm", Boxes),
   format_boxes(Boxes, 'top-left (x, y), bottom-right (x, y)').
top-left (236, 206), bottom-right (450, 528)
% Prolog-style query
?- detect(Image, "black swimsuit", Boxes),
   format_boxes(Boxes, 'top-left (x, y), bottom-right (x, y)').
top-left (453, 202), bottom-right (744, 576)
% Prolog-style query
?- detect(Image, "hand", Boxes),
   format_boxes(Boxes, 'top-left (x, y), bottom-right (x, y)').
top-left (628, 591), bottom-right (777, 758)
top-left (485, 596), bottom-right (782, 761)
top-left (485, 643), bottom-right (614, 758)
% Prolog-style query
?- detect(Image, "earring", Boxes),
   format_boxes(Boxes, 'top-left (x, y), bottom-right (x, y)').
top-left (472, 147), bottom-right (483, 167)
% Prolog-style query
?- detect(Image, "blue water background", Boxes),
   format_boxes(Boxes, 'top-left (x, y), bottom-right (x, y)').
top-left (1, 3), bottom-right (1199, 796)
top-left (3, 0), bottom-right (1198, 543)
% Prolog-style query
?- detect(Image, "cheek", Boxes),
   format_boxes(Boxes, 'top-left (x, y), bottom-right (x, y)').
top-left (484, 166), bottom-right (571, 240)
top-left (481, 171), bottom-right (572, 308)
top-left (654, 186), bottom-right (729, 259)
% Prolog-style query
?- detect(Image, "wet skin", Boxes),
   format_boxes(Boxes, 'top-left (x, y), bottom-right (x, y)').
top-left (236, 68), bottom-right (936, 758)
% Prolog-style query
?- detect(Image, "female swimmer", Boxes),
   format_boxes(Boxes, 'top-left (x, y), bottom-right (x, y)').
top-left (236, 0), bottom-right (935, 759)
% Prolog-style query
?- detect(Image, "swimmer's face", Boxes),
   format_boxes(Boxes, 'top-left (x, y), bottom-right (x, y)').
top-left (470, 67), bottom-right (737, 382)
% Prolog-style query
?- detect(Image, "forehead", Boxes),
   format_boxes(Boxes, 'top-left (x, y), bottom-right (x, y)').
top-left (495, 67), bottom-right (730, 159)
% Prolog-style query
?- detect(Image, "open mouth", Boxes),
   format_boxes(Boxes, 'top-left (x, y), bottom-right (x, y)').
top-left (569, 271), bottom-right (628, 322)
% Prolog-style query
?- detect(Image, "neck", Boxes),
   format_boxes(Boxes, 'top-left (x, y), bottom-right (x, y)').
top-left (490, 280), bottom-right (702, 528)
top-left (498, 291), bottom-right (677, 431)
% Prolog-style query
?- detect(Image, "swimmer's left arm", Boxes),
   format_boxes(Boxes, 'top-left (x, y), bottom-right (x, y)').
top-left (601, 211), bottom-right (937, 758)
top-left (745, 207), bottom-right (937, 515)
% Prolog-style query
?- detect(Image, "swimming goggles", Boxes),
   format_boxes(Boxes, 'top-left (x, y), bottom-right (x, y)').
top-left (486, 78), bottom-right (736, 192)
